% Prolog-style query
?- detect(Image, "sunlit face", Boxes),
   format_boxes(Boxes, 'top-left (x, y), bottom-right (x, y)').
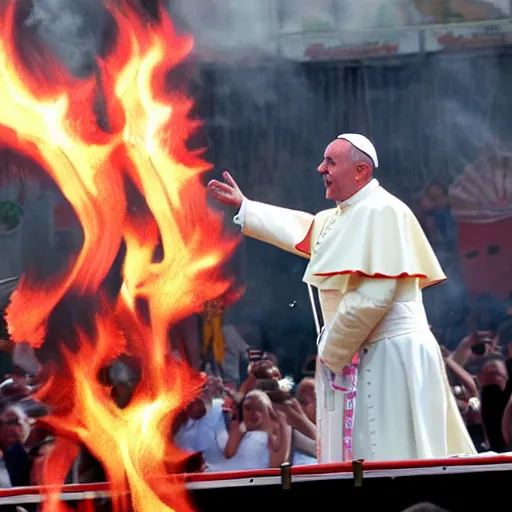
top-left (243, 396), bottom-right (266, 431)
top-left (317, 139), bottom-right (371, 202)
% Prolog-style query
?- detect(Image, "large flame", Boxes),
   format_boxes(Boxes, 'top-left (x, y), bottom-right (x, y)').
top-left (1, 1), bottom-right (238, 511)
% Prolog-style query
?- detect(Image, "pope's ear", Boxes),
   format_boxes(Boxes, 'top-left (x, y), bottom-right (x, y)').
top-left (356, 162), bottom-right (372, 177)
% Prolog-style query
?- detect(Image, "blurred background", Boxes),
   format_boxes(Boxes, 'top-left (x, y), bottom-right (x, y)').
top-left (0, 0), bottom-right (512, 485)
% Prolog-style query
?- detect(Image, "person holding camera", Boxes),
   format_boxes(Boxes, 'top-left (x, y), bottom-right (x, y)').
top-left (238, 352), bottom-right (280, 396)
top-left (272, 395), bottom-right (317, 465)
top-left (212, 389), bottom-right (290, 471)
top-left (173, 376), bottom-right (229, 471)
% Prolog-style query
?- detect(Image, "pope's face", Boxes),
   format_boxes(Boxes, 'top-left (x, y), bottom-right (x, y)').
top-left (317, 139), bottom-right (365, 202)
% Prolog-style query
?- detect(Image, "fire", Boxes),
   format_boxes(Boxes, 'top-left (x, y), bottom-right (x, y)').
top-left (1, 1), bottom-right (238, 511)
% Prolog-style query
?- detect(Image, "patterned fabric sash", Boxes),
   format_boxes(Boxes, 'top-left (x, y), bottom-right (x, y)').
top-left (318, 328), bottom-right (359, 462)
top-left (324, 353), bottom-right (358, 461)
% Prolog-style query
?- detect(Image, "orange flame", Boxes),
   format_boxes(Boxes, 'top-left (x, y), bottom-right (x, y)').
top-left (1, 0), bottom-right (239, 510)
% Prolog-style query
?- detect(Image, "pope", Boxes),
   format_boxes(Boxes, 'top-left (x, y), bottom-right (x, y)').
top-left (208, 134), bottom-right (476, 462)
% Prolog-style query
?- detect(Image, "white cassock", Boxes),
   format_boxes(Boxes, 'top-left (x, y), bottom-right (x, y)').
top-left (234, 178), bottom-right (476, 462)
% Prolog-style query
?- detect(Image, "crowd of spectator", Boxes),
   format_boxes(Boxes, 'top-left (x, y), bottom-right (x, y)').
top-left (173, 307), bottom-right (512, 470)
top-left (0, 303), bottom-right (512, 491)
top-left (173, 355), bottom-right (317, 472)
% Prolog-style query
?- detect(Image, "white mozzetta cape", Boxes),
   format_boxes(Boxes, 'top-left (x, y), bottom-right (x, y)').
top-left (242, 180), bottom-right (446, 292)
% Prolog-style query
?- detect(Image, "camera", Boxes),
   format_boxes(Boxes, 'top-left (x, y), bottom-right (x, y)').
top-left (256, 379), bottom-right (292, 404)
top-left (248, 349), bottom-right (268, 363)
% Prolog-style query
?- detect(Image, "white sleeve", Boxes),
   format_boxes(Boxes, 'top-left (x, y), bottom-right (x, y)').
top-left (233, 198), bottom-right (248, 228)
top-left (231, 199), bottom-right (314, 258)
top-left (319, 278), bottom-right (397, 374)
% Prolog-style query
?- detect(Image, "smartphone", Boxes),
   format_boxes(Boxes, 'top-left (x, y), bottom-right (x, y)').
top-left (471, 331), bottom-right (493, 356)
top-left (471, 343), bottom-right (488, 356)
top-left (248, 349), bottom-right (263, 363)
top-left (257, 379), bottom-right (291, 404)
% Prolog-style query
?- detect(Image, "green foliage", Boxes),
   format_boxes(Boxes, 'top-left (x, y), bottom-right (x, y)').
top-left (0, 201), bottom-right (23, 230)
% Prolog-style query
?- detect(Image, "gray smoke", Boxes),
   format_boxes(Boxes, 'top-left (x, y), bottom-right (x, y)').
top-left (433, 55), bottom-right (506, 193)
top-left (25, 0), bottom-right (109, 76)
top-left (18, 0), bottom-right (512, 357)
top-left (169, 0), bottom-right (274, 53)
top-left (167, 0), bottom-right (320, 186)
top-left (167, 0), bottom-right (512, 349)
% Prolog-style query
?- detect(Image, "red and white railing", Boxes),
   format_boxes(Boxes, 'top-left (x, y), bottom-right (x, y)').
top-left (1, 454), bottom-right (511, 506)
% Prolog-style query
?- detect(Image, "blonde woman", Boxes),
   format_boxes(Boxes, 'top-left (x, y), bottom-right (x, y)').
top-left (211, 390), bottom-right (291, 471)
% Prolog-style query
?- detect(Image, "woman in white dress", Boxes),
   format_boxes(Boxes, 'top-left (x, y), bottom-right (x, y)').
top-left (210, 390), bottom-right (290, 472)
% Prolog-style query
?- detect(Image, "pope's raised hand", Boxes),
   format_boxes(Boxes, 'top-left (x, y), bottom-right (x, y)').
top-left (207, 171), bottom-right (244, 208)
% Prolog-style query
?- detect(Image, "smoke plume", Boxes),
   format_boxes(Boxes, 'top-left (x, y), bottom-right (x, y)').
top-left (25, 0), bottom-right (110, 76)
top-left (16, 0), bottom-right (512, 364)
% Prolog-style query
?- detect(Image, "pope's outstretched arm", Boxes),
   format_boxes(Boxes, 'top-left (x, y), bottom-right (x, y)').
top-left (234, 198), bottom-right (315, 257)
top-left (208, 172), bottom-right (314, 258)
